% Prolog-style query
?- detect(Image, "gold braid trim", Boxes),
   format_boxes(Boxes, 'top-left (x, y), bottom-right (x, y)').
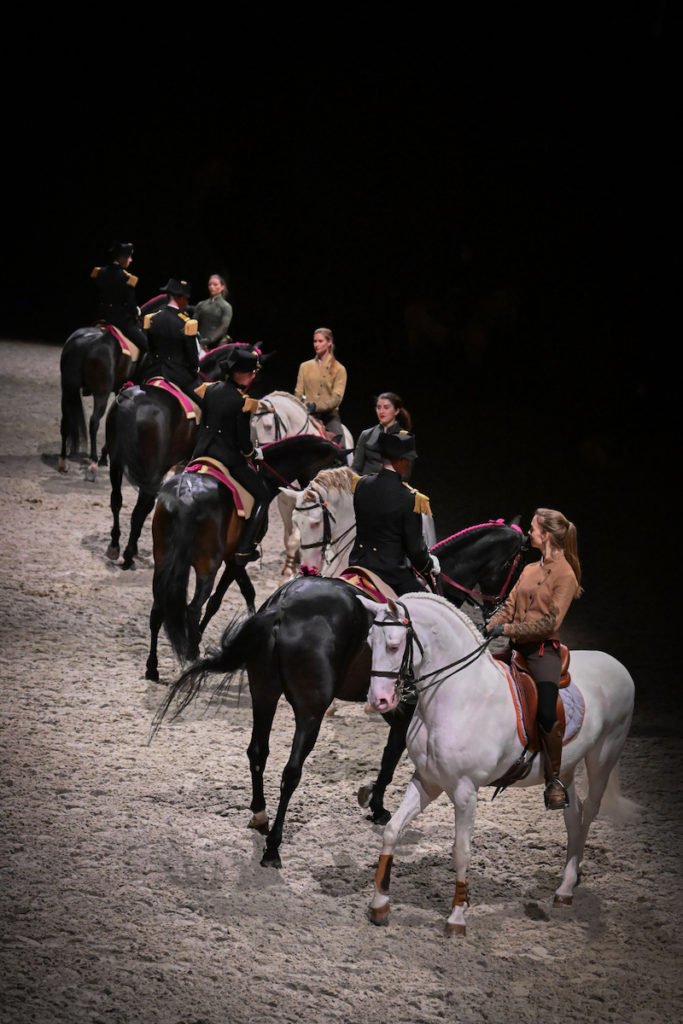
top-left (125, 272), bottom-right (138, 287)
top-left (183, 319), bottom-right (199, 337)
top-left (351, 471), bottom-right (361, 493)
top-left (90, 266), bottom-right (101, 279)
top-left (402, 482), bottom-right (432, 517)
top-left (242, 396), bottom-right (260, 414)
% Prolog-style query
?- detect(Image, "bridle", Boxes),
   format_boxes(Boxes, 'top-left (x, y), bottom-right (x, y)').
top-left (370, 602), bottom-right (494, 704)
top-left (252, 396), bottom-right (324, 442)
top-left (296, 496), bottom-right (356, 571)
top-left (430, 520), bottom-right (527, 613)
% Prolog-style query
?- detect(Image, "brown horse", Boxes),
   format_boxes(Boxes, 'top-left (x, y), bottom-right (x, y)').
top-left (59, 327), bottom-right (134, 479)
top-left (145, 435), bottom-right (347, 682)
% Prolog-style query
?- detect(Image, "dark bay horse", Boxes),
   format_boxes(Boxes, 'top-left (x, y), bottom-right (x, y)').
top-left (146, 435), bottom-right (347, 684)
top-left (153, 518), bottom-right (527, 868)
top-left (59, 327), bottom-right (133, 478)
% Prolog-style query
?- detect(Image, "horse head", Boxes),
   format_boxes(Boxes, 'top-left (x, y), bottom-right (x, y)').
top-left (363, 599), bottom-right (425, 714)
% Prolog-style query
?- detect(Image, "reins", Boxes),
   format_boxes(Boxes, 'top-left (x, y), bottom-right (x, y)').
top-left (370, 602), bottom-right (494, 703)
top-left (296, 496), bottom-right (357, 569)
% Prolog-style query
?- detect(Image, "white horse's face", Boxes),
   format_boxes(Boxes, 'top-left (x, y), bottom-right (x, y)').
top-left (253, 408), bottom-right (275, 444)
top-left (367, 605), bottom-right (414, 713)
top-left (293, 495), bottom-right (325, 573)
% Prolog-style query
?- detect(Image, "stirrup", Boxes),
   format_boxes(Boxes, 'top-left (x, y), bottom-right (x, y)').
top-left (543, 778), bottom-right (569, 810)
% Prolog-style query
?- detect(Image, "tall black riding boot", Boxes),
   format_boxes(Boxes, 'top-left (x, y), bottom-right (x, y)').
top-left (539, 721), bottom-right (569, 810)
top-left (234, 503), bottom-right (269, 566)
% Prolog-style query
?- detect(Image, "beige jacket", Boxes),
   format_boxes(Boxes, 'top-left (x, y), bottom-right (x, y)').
top-left (295, 355), bottom-right (347, 413)
top-left (488, 551), bottom-right (579, 644)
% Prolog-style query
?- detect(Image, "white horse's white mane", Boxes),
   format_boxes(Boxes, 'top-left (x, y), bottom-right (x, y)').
top-left (260, 390), bottom-right (307, 410)
top-left (300, 467), bottom-right (356, 504)
top-left (400, 592), bottom-right (485, 646)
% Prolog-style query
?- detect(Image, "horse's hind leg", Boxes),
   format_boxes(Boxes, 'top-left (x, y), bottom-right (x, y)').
top-left (107, 460), bottom-right (124, 560)
top-left (246, 687), bottom-right (281, 837)
top-left (186, 573), bottom-right (217, 661)
top-left (86, 393), bottom-right (108, 480)
top-left (370, 774), bottom-right (442, 926)
top-left (122, 492), bottom-right (156, 570)
top-left (146, 592), bottom-right (164, 682)
top-left (262, 711), bottom-right (324, 869)
top-left (555, 777), bottom-right (583, 905)
top-left (197, 564), bottom-right (245, 637)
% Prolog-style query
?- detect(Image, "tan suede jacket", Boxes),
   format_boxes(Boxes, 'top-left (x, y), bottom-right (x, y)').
top-left (295, 355), bottom-right (347, 413)
top-left (488, 551), bottom-right (579, 644)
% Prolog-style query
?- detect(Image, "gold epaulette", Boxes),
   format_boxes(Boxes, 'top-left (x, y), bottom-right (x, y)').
top-left (194, 382), bottom-right (213, 400)
top-left (351, 471), bottom-right (361, 493)
top-left (143, 312), bottom-right (159, 330)
top-left (402, 482), bottom-right (432, 517)
top-left (90, 266), bottom-right (101, 279)
top-left (242, 396), bottom-right (260, 414)
top-left (124, 272), bottom-right (138, 287)
top-left (183, 318), bottom-right (198, 337)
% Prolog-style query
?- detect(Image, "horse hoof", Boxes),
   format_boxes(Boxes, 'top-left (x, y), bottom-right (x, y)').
top-left (98, 456), bottom-right (108, 467)
top-left (260, 850), bottom-right (282, 869)
top-left (553, 895), bottom-right (573, 907)
top-left (121, 560), bottom-right (135, 571)
top-left (248, 812), bottom-right (269, 835)
top-left (370, 809), bottom-right (391, 826)
top-left (57, 458), bottom-right (68, 474)
top-left (85, 463), bottom-right (98, 482)
top-left (325, 700), bottom-right (337, 717)
top-left (145, 668), bottom-right (160, 683)
top-left (445, 922), bottom-right (466, 937)
top-left (358, 784), bottom-right (373, 809)
top-left (106, 545), bottom-right (120, 561)
top-left (369, 903), bottom-right (390, 926)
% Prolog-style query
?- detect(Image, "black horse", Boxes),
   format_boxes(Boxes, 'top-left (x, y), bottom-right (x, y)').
top-left (153, 518), bottom-right (527, 868)
top-left (145, 435), bottom-right (348, 683)
top-left (59, 327), bottom-right (134, 478)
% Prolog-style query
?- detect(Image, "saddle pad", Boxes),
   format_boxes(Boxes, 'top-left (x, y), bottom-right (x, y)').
top-left (183, 457), bottom-right (254, 518)
top-left (105, 324), bottom-right (140, 363)
top-left (339, 566), bottom-right (398, 604)
top-left (145, 377), bottom-right (202, 422)
top-left (494, 659), bottom-right (585, 751)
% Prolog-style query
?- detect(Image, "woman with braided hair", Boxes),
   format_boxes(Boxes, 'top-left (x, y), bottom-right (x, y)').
top-left (485, 508), bottom-right (582, 810)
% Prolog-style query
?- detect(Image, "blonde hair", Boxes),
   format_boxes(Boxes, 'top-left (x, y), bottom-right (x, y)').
top-left (535, 508), bottom-right (583, 593)
top-left (313, 327), bottom-right (335, 352)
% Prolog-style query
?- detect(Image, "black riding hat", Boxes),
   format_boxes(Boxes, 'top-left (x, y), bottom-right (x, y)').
top-left (110, 241), bottom-right (134, 259)
top-left (220, 346), bottom-right (262, 377)
top-left (378, 431), bottom-right (418, 461)
top-left (160, 278), bottom-right (192, 298)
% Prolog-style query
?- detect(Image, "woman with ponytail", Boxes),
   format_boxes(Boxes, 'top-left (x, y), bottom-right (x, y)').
top-left (351, 392), bottom-right (413, 476)
top-left (486, 508), bottom-right (582, 811)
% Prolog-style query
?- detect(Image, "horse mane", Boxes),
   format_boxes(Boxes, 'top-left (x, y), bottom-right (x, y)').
top-left (402, 591), bottom-right (487, 648)
top-left (263, 390), bottom-right (307, 409)
top-left (300, 467), bottom-right (356, 503)
top-left (431, 520), bottom-right (512, 554)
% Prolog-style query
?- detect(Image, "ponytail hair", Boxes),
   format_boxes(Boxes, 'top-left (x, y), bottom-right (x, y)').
top-left (377, 391), bottom-right (412, 432)
top-left (535, 507), bottom-right (583, 595)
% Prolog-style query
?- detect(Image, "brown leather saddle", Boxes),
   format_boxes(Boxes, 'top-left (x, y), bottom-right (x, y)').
top-left (338, 566), bottom-right (398, 604)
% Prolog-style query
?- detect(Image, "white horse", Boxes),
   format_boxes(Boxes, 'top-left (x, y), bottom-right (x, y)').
top-left (364, 592), bottom-right (636, 935)
top-left (279, 467), bottom-right (358, 576)
top-left (251, 392), bottom-right (354, 574)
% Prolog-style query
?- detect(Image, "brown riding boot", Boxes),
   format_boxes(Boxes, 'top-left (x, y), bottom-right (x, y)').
top-left (539, 721), bottom-right (569, 810)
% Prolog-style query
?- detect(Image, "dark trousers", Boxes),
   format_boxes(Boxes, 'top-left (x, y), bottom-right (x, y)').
top-left (515, 642), bottom-right (561, 733)
top-left (318, 409), bottom-right (343, 443)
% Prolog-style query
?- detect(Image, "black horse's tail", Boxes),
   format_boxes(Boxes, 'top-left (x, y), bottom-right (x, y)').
top-left (150, 612), bottom-right (269, 740)
top-left (153, 492), bottom-right (196, 663)
top-left (60, 341), bottom-right (86, 455)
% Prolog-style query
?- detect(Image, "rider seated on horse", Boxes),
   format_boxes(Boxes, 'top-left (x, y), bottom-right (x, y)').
top-left (347, 431), bottom-right (439, 596)
top-left (191, 346), bottom-right (270, 566)
top-left (294, 327), bottom-right (347, 444)
top-left (485, 508), bottom-right (582, 811)
top-left (142, 279), bottom-right (200, 398)
top-left (91, 240), bottom-right (149, 360)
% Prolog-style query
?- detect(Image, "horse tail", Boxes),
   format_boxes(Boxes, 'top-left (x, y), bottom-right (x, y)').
top-left (150, 613), bottom-right (269, 740)
top-left (114, 394), bottom-right (156, 489)
top-left (60, 340), bottom-right (86, 454)
top-left (153, 497), bottom-right (195, 663)
top-left (598, 763), bottom-right (641, 823)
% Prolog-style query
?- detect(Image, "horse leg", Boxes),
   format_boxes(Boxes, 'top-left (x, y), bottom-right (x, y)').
top-left (369, 774), bottom-right (442, 925)
top-left (121, 492), bottom-right (156, 570)
top-left (234, 565), bottom-right (256, 616)
top-left (86, 394), bottom-right (108, 480)
top-left (98, 442), bottom-right (109, 468)
top-left (107, 460), bottom-right (124, 560)
top-left (554, 776), bottom-right (583, 906)
top-left (444, 778), bottom-right (477, 936)
top-left (187, 573), bottom-right (217, 661)
top-left (146, 591), bottom-right (164, 683)
top-left (246, 690), bottom-right (281, 837)
top-left (261, 712), bottom-right (324, 869)
top-left (360, 708), bottom-right (412, 826)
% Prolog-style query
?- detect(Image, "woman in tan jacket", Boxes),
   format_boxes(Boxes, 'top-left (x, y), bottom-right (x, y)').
top-left (486, 508), bottom-right (582, 810)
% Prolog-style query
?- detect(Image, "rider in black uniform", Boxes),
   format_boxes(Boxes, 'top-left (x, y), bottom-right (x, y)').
top-left (348, 432), bottom-right (439, 596)
top-left (91, 241), bottom-right (148, 357)
top-left (191, 347), bottom-right (270, 566)
top-left (142, 279), bottom-right (200, 398)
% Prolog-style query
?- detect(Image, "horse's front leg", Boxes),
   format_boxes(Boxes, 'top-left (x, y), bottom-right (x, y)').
top-left (369, 774), bottom-right (442, 926)
top-left (107, 460), bottom-right (124, 560)
top-left (360, 706), bottom-right (413, 825)
top-left (122, 491), bottom-right (156, 570)
top-left (186, 572), bottom-right (217, 661)
top-left (445, 778), bottom-right (477, 936)
top-left (555, 778), bottom-right (582, 905)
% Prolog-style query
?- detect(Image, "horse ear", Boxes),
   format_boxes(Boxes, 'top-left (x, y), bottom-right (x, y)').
top-left (509, 514), bottom-right (522, 527)
top-left (387, 598), bottom-right (399, 617)
top-left (278, 487), bottom-right (298, 504)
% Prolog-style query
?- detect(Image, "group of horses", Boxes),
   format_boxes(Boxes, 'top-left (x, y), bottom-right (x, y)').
top-left (60, 321), bottom-right (636, 936)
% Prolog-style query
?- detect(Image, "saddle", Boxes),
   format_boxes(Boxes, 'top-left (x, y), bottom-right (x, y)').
top-left (338, 566), bottom-right (398, 604)
top-left (183, 456), bottom-right (255, 518)
top-left (489, 646), bottom-right (585, 797)
top-left (101, 324), bottom-right (140, 363)
top-left (145, 377), bottom-right (202, 422)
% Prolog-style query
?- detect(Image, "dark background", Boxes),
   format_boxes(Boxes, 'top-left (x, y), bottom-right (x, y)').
top-left (2, 12), bottom-right (674, 724)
